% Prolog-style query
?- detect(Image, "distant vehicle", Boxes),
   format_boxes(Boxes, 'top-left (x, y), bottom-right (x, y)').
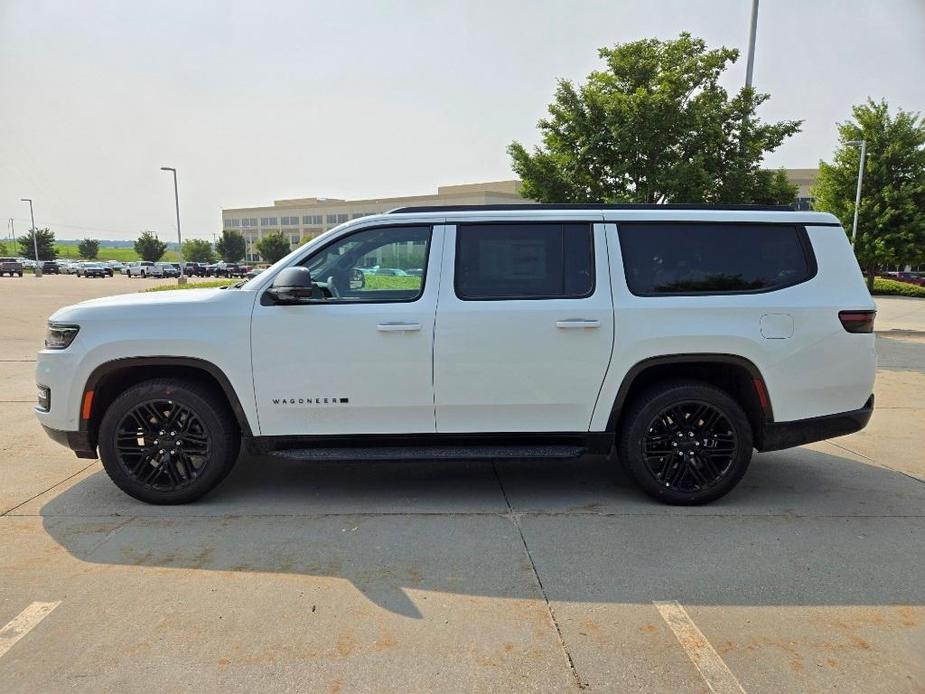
top-left (122, 262), bottom-right (136, 275)
top-left (209, 262), bottom-right (247, 278)
top-left (0, 257), bottom-right (24, 277)
top-left (244, 267), bottom-right (264, 280)
top-left (153, 262), bottom-right (180, 278)
top-left (892, 272), bottom-right (925, 287)
top-left (182, 262), bottom-right (209, 277)
top-left (107, 261), bottom-right (125, 272)
top-left (126, 261), bottom-right (155, 278)
top-left (40, 261), bottom-right (60, 274)
top-left (79, 263), bottom-right (109, 278)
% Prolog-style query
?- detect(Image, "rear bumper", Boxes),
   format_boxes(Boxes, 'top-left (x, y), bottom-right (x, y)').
top-left (757, 395), bottom-right (874, 452)
top-left (41, 425), bottom-right (98, 459)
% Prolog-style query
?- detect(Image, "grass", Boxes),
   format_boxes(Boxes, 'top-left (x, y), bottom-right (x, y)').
top-left (143, 279), bottom-right (235, 292)
top-left (872, 277), bottom-right (925, 298)
top-left (54, 244), bottom-right (180, 262)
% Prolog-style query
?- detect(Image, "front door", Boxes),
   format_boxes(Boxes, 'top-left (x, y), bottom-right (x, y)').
top-left (252, 224), bottom-right (442, 436)
top-left (434, 221), bottom-right (614, 432)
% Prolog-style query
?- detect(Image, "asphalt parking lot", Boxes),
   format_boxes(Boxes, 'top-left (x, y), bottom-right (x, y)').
top-left (1, 275), bottom-right (923, 692)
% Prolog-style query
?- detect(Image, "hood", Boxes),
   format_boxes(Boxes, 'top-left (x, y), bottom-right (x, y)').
top-left (49, 287), bottom-right (254, 324)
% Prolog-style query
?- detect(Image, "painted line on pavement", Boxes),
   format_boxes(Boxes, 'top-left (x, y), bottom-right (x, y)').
top-left (0, 602), bottom-right (61, 659)
top-left (654, 600), bottom-right (745, 694)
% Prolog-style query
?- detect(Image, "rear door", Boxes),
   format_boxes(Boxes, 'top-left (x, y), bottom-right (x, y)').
top-left (433, 221), bottom-right (614, 432)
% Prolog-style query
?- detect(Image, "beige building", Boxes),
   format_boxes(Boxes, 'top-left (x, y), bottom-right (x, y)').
top-left (223, 172), bottom-right (821, 262)
top-left (222, 180), bottom-right (529, 262)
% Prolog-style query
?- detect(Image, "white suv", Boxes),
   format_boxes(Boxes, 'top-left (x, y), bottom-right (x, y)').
top-left (35, 206), bottom-right (876, 505)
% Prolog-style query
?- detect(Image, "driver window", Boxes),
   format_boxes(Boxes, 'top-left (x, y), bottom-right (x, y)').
top-left (302, 225), bottom-right (431, 302)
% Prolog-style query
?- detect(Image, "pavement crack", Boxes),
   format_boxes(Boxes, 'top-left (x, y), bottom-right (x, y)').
top-left (492, 461), bottom-right (587, 690)
top-left (1, 461), bottom-right (99, 516)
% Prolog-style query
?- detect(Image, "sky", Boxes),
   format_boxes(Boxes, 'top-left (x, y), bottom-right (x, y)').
top-left (1, 0), bottom-right (923, 242)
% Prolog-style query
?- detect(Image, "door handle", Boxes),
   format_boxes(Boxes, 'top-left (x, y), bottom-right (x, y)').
top-left (556, 319), bottom-right (601, 329)
top-left (377, 322), bottom-right (422, 332)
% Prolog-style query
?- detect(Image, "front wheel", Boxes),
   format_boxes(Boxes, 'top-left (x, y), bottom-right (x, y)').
top-left (98, 378), bottom-right (240, 504)
top-left (617, 381), bottom-right (753, 505)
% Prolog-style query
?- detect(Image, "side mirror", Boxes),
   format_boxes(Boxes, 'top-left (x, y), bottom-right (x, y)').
top-left (267, 266), bottom-right (314, 303)
top-left (349, 268), bottom-right (365, 290)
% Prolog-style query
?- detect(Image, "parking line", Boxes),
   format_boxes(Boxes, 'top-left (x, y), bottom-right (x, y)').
top-left (654, 600), bottom-right (745, 694)
top-left (0, 602), bottom-right (61, 659)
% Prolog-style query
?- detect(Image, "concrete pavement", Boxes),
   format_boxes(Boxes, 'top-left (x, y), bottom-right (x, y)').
top-left (0, 274), bottom-right (922, 692)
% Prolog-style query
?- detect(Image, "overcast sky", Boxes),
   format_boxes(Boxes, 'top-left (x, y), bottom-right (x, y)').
top-left (1, 0), bottom-right (922, 242)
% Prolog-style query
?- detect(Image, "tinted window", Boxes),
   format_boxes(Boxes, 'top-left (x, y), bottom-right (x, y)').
top-left (618, 223), bottom-right (813, 295)
top-left (455, 223), bottom-right (594, 300)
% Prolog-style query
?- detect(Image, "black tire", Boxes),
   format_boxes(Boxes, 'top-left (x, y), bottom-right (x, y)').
top-left (98, 378), bottom-right (240, 504)
top-left (617, 380), bottom-right (753, 505)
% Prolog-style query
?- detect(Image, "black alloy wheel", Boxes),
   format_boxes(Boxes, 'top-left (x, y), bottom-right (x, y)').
top-left (99, 379), bottom-right (239, 504)
top-left (617, 381), bottom-right (753, 505)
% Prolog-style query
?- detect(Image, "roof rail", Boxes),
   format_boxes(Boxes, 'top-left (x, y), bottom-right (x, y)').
top-left (387, 203), bottom-right (795, 214)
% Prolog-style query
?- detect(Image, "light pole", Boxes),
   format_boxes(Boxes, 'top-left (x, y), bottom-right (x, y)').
top-left (160, 166), bottom-right (185, 284)
top-left (745, 0), bottom-right (759, 89)
top-left (846, 140), bottom-right (867, 247)
top-left (20, 198), bottom-right (41, 277)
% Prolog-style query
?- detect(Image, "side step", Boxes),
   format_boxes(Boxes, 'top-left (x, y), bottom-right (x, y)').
top-left (270, 445), bottom-right (587, 462)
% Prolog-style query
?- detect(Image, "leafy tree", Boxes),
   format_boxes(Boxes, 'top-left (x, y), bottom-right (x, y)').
top-left (508, 33), bottom-right (801, 204)
top-left (181, 238), bottom-right (216, 263)
top-left (77, 238), bottom-right (99, 259)
top-left (216, 229), bottom-right (246, 262)
top-left (17, 228), bottom-right (57, 260)
top-left (255, 233), bottom-right (292, 264)
top-left (134, 231), bottom-right (168, 262)
top-left (0, 241), bottom-right (7, 255)
top-left (813, 99), bottom-right (925, 289)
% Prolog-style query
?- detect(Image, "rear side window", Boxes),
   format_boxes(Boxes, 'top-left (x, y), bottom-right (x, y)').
top-left (455, 223), bottom-right (594, 300)
top-left (618, 223), bottom-right (815, 295)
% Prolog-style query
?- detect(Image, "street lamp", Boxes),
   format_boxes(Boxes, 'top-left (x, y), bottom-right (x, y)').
top-left (160, 166), bottom-right (185, 283)
top-left (20, 198), bottom-right (41, 277)
top-left (745, 0), bottom-right (760, 89)
top-left (845, 140), bottom-right (867, 247)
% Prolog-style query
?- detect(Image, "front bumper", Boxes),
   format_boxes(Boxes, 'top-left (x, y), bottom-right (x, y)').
top-left (757, 395), bottom-right (874, 452)
top-left (41, 425), bottom-right (98, 459)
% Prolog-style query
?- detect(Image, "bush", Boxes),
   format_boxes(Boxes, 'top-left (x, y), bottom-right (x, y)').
top-left (872, 277), bottom-right (925, 297)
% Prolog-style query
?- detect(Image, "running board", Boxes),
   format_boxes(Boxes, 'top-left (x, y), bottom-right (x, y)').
top-left (270, 445), bottom-right (587, 462)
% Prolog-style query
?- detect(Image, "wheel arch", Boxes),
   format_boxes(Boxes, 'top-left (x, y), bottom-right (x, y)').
top-left (606, 354), bottom-right (773, 445)
top-left (81, 357), bottom-right (254, 452)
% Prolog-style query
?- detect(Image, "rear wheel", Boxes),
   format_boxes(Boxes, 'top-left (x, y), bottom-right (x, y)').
top-left (98, 379), bottom-right (240, 504)
top-left (617, 381), bottom-right (753, 505)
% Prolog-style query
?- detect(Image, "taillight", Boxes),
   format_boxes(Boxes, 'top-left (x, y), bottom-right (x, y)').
top-left (839, 310), bottom-right (876, 334)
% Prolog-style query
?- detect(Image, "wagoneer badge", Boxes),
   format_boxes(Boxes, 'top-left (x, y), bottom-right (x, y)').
top-left (272, 397), bottom-right (349, 405)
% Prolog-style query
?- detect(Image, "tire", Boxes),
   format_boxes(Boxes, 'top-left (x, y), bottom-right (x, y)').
top-left (98, 378), bottom-right (240, 504)
top-left (617, 380), bottom-right (753, 505)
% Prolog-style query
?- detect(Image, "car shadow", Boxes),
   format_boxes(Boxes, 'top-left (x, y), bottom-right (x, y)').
top-left (39, 447), bottom-right (925, 617)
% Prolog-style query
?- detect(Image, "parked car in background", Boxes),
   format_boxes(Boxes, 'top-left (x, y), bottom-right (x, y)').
top-left (182, 262), bottom-right (208, 277)
top-left (0, 257), bottom-right (24, 277)
top-left (40, 261), bottom-right (60, 274)
top-left (126, 261), bottom-right (155, 277)
top-left (122, 262), bottom-right (136, 275)
top-left (209, 262), bottom-right (247, 278)
top-left (79, 263), bottom-right (110, 278)
top-left (155, 262), bottom-right (180, 278)
top-left (893, 272), bottom-right (925, 286)
top-left (107, 261), bottom-right (125, 273)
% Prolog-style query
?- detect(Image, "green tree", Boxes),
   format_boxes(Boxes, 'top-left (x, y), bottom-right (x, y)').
top-left (508, 33), bottom-right (801, 204)
top-left (134, 231), bottom-right (168, 262)
top-left (813, 99), bottom-right (925, 290)
top-left (77, 238), bottom-right (99, 259)
top-left (17, 228), bottom-right (57, 260)
top-left (181, 238), bottom-right (216, 263)
top-left (0, 241), bottom-right (7, 255)
top-left (255, 232), bottom-right (291, 264)
top-left (215, 229), bottom-right (246, 262)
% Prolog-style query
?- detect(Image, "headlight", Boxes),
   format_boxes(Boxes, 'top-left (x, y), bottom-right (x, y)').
top-left (45, 323), bottom-right (80, 350)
